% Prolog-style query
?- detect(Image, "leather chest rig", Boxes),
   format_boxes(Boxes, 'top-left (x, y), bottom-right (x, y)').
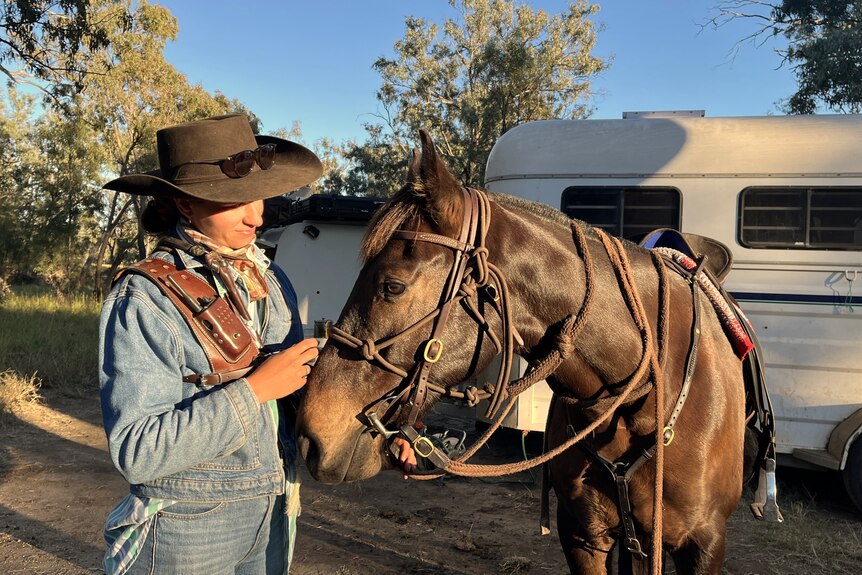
top-left (115, 244), bottom-right (261, 386)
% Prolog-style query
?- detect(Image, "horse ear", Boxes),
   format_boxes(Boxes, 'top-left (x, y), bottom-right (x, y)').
top-left (405, 148), bottom-right (421, 184)
top-left (416, 129), bottom-right (464, 235)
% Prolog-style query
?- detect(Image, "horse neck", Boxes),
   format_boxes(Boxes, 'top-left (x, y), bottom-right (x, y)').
top-left (487, 204), bottom-right (653, 393)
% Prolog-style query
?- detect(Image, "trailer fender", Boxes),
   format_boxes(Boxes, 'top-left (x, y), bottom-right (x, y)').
top-left (838, 410), bottom-right (862, 511)
top-left (828, 407), bottom-right (862, 470)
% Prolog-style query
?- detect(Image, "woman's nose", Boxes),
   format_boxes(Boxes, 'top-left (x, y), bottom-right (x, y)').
top-left (245, 201), bottom-right (264, 226)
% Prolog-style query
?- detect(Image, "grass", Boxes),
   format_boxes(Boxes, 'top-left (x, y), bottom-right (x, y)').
top-left (0, 370), bottom-right (41, 422)
top-left (724, 473), bottom-right (862, 574)
top-left (0, 285), bottom-right (100, 411)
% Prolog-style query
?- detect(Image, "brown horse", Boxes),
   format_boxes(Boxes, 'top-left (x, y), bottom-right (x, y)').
top-left (296, 130), bottom-right (753, 574)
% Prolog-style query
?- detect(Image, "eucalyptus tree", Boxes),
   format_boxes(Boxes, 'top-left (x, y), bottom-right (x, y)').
top-left (330, 0), bottom-right (607, 196)
top-left (707, 1), bottom-right (862, 114)
top-left (0, 0), bottom-right (134, 104)
top-left (0, 86), bottom-right (40, 279)
top-left (0, 1), bottom-right (253, 295)
top-left (73, 1), bottom-right (250, 295)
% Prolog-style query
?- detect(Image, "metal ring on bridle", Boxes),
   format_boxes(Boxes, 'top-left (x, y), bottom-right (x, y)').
top-left (423, 338), bottom-right (444, 363)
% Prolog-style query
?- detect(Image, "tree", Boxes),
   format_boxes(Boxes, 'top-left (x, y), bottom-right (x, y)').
top-left (0, 85), bottom-right (40, 279)
top-left (707, 1), bottom-right (862, 114)
top-left (328, 0), bottom-right (606, 196)
top-left (76, 0), bottom-right (252, 296)
top-left (0, 1), bottom-right (254, 295)
top-left (0, 0), bottom-right (133, 103)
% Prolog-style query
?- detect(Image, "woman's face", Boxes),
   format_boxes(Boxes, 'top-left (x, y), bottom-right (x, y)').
top-left (175, 198), bottom-right (264, 249)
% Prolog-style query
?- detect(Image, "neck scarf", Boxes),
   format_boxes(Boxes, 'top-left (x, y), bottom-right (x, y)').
top-left (179, 223), bottom-right (271, 304)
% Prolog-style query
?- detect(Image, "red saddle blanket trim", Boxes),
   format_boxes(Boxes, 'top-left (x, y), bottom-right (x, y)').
top-left (655, 248), bottom-right (754, 360)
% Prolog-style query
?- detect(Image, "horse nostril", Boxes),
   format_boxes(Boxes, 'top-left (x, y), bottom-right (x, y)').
top-left (296, 433), bottom-right (320, 476)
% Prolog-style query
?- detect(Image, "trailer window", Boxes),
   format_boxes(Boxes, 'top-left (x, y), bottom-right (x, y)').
top-left (560, 187), bottom-right (681, 241)
top-left (739, 187), bottom-right (862, 250)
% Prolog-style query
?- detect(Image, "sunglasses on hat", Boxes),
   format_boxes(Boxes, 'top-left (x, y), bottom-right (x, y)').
top-left (182, 143), bottom-right (277, 179)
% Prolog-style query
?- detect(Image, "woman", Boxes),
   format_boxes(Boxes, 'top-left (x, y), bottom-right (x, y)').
top-left (99, 114), bottom-right (415, 574)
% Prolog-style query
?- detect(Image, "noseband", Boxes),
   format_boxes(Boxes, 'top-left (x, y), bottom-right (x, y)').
top-left (328, 187), bottom-right (518, 438)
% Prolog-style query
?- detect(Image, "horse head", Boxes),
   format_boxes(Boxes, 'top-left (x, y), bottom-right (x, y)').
top-left (296, 130), bottom-right (507, 484)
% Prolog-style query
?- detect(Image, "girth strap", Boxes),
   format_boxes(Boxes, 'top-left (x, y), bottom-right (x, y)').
top-left (578, 439), bottom-right (652, 560)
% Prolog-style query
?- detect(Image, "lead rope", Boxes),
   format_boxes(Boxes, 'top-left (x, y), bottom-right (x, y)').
top-left (595, 230), bottom-right (667, 575)
top-left (410, 225), bottom-right (662, 482)
top-left (447, 220), bottom-right (595, 465)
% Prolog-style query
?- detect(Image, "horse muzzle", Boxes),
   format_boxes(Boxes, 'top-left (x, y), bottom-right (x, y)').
top-left (296, 422), bottom-right (385, 484)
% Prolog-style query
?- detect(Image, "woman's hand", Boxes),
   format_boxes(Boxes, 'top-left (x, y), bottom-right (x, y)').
top-left (391, 437), bottom-right (418, 479)
top-left (245, 338), bottom-right (319, 403)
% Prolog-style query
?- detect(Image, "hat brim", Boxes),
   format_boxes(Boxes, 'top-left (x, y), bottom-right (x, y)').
top-left (102, 135), bottom-right (323, 203)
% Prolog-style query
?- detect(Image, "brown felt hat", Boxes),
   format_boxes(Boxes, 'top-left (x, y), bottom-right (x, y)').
top-left (102, 114), bottom-right (323, 203)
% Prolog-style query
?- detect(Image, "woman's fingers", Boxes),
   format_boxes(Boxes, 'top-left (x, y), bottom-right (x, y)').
top-left (245, 338), bottom-right (320, 403)
top-left (391, 437), bottom-right (417, 478)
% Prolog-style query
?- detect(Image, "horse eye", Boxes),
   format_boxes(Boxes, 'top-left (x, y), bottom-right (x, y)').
top-left (383, 280), bottom-right (406, 296)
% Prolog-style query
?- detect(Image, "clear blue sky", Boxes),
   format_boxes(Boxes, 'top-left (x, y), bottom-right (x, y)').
top-left (157, 1), bottom-right (796, 146)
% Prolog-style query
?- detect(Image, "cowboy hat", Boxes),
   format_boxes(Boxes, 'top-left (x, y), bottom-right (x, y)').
top-left (102, 114), bottom-right (323, 203)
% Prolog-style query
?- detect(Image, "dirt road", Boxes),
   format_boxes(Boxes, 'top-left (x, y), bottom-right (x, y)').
top-left (0, 392), bottom-right (859, 574)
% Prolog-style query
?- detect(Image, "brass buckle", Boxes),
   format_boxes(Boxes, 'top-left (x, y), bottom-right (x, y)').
top-left (413, 436), bottom-right (436, 458)
top-left (423, 338), bottom-right (444, 363)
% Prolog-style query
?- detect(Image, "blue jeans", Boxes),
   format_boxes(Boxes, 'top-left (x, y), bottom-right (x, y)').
top-left (125, 491), bottom-right (294, 575)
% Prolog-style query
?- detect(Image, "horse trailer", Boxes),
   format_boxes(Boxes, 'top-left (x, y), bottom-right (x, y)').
top-left (264, 113), bottom-right (862, 508)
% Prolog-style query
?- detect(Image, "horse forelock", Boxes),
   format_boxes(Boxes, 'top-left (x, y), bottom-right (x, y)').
top-left (361, 186), bottom-right (423, 263)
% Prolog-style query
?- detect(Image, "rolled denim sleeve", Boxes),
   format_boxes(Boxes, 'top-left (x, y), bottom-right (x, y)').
top-left (99, 275), bottom-right (260, 486)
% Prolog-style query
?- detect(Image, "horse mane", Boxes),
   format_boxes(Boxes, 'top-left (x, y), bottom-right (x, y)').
top-left (489, 192), bottom-right (572, 226)
top-left (361, 186), bottom-right (595, 263)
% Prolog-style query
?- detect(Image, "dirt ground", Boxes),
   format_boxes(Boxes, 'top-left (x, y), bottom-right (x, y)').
top-left (0, 391), bottom-right (860, 575)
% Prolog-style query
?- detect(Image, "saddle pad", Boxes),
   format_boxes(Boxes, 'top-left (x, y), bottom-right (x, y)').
top-left (655, 247), bottom-right (754, 360)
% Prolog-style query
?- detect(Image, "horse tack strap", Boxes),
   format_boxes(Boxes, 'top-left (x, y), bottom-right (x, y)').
top-left (391, 230), bottom-right (472, 252)
top-left (401, 187), bottom-right (481, 427)
top-left (117, 259), bottom-right (259, 383)
top-left (577, 440), bottom-right (651, 560)
top-left (662, 271), bottom-right (702, 441)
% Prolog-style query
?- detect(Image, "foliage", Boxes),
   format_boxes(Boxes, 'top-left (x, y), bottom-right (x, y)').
top-left (0, 0), bottom-right (132, 104)
top-left (323, 0), bottom-right (607, 196)
top-left (77, 0), bottom-right (251, 296)
top-left (0, 1), bottom-right (255, 297)
top-left (777, 0), bottom-right (862, 113)
top-left (707, 1), bottom-right (862, 114)
top-left (0, 85), bottom-right (40, 279)
top-left (0, 285), bottom-right (99, 396)
top-left (0, 277), bottom-right (11, 303)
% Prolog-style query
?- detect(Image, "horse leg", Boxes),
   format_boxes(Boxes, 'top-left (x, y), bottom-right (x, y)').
top-left (556, 503), bottom-right (614, 574)
top-left (669, 521), bottom-right (727, 575)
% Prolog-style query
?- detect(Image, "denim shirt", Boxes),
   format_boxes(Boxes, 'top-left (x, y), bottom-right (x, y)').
top-left (99, 246), bottom-right (304, 501)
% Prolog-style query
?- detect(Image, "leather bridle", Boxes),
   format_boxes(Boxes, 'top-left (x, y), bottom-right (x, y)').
top-left (327, 187), bottom-right (519, 446)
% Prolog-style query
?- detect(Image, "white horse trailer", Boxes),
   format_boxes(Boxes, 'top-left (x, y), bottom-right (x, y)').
top-left (483, 113), bottom-right (862, 507)
top-left (264, 113), bottom-right (862, 508)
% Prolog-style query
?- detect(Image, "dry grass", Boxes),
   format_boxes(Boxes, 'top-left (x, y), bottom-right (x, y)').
top-left (725, 479), bottom-right (862, 574)
top-left (0, 369), bottom-right (42, 423)
top-left (499, 555), bottom-right (531, 574)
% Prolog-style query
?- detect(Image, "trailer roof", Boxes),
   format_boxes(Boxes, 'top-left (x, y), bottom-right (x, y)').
top-left (484, 115), bottom-right (862, 183)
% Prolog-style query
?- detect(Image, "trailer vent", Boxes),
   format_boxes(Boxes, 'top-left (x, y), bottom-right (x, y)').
top-left (739, 187), bottom-right (862, 250)
top-left (622, 110), bottom-right (705, 119)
